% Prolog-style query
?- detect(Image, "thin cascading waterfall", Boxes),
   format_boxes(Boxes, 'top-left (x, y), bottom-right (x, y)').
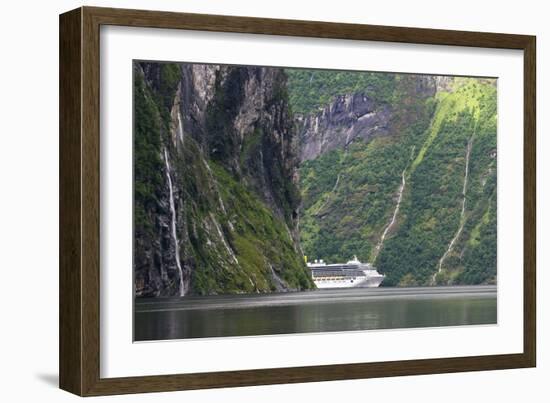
top-left (432, 130), bottom-right (475, 284)
top-left (315, 139), bottom-right (352, 215)
top-left (372, 146), bottom-right (415, 262)
top-left (315, 174), bottom-right (341, 215)
top-left (163, 148), bottom-right (185, 296)
top-left (176, 110), bottom-right (184, 144)
top-left (372, 168), bottom-right (406, 262)
top-left (169, 86), bottom-right (185, 147)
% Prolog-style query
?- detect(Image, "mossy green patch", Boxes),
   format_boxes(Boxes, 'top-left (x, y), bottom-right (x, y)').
top-left (184, 159), bottom-right (314, 295)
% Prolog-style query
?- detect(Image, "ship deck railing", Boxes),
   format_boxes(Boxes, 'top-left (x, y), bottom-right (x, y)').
top-left (310, 269), bottom-right (366, 277)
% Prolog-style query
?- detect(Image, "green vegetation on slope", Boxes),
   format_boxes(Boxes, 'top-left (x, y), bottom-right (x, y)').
top-left (202, 162), bottom-right (313, 293)
top-left (173, 136), bottom-right (313, 295)
top-left (299, 75), bottom-right (435, 264)
top-left (378, 79), bottom-right (497, 286)
top-left (298, 77), bottom-right (497, 286)
top-left (133, 70), bottom-right (164, 237)
top-left (286, 69), bottom-right (396, 114)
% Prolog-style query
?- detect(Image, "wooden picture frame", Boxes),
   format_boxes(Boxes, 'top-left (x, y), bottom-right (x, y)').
top-left (59, 6), bottom-right (536, 396)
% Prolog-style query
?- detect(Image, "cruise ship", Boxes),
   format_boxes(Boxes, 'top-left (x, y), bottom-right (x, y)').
top-left (307, 256), bottom-right (385, 289)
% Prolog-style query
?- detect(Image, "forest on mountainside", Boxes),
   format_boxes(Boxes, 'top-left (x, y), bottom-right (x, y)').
top-left (292, 70), bottom-right (497, 286)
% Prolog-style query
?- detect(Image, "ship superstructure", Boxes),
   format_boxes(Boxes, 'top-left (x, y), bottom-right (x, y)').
top-left (307, 256), bottom-right (385, 288)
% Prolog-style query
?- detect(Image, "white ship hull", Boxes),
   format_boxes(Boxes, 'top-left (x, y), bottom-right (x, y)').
top-left (308, 256), bottom-right (385, 289)
top-left (314, 274), bottom-right (384, 289)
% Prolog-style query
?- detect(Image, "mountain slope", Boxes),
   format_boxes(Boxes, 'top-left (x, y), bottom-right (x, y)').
top-left (298, 74), bottom-right (436, 262)
top-left (297, 74), bottom-right (497, 286)
top-left (377, 78), bottom-right (497, 286)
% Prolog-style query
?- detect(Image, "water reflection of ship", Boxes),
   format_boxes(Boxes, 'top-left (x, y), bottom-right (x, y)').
top-left (306, 256), bottom-right (385, 288)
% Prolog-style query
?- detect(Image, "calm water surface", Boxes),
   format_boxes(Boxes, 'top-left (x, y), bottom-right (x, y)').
top-left (134, 286), bottom-right (496, 341)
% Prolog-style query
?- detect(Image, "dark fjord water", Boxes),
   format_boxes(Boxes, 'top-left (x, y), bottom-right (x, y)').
top-left (134, 285), bottom-right (496, 341)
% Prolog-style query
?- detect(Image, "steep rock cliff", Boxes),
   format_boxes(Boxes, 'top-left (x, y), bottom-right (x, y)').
top-left (134, 62), bottom-right (313, 297)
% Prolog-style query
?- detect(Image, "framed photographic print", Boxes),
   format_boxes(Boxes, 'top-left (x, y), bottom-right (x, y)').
top-left (59, 6), bottom-right (536, 396)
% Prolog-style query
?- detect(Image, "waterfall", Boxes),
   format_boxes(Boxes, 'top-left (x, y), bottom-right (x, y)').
top-left (209, 213), bottom-right (239, 265)
top-left (372, 168), bottom-right (406, 262)
top-left (315, 173), bottom-right (341, 215)
top-left (163, 148), bottom-right (185, 296)
top-left (433, 131), bottom-right (475, 284)
top-left (315, 139), bottom-right (352, 216)
top-left (176, 110), bottom-right (184, 144)
top-left (372, 146), bottom-right (415, 262)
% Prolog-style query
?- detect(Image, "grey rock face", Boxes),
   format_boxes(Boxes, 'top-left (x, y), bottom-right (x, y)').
top-left (434, 75), bottom-right (454, 93)
top-left (297, 93), bottom-right (391, 161)
top-left (297, 75), bottom-right (440, 162)
top-left (177, 65), bottom-right (300, 223)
